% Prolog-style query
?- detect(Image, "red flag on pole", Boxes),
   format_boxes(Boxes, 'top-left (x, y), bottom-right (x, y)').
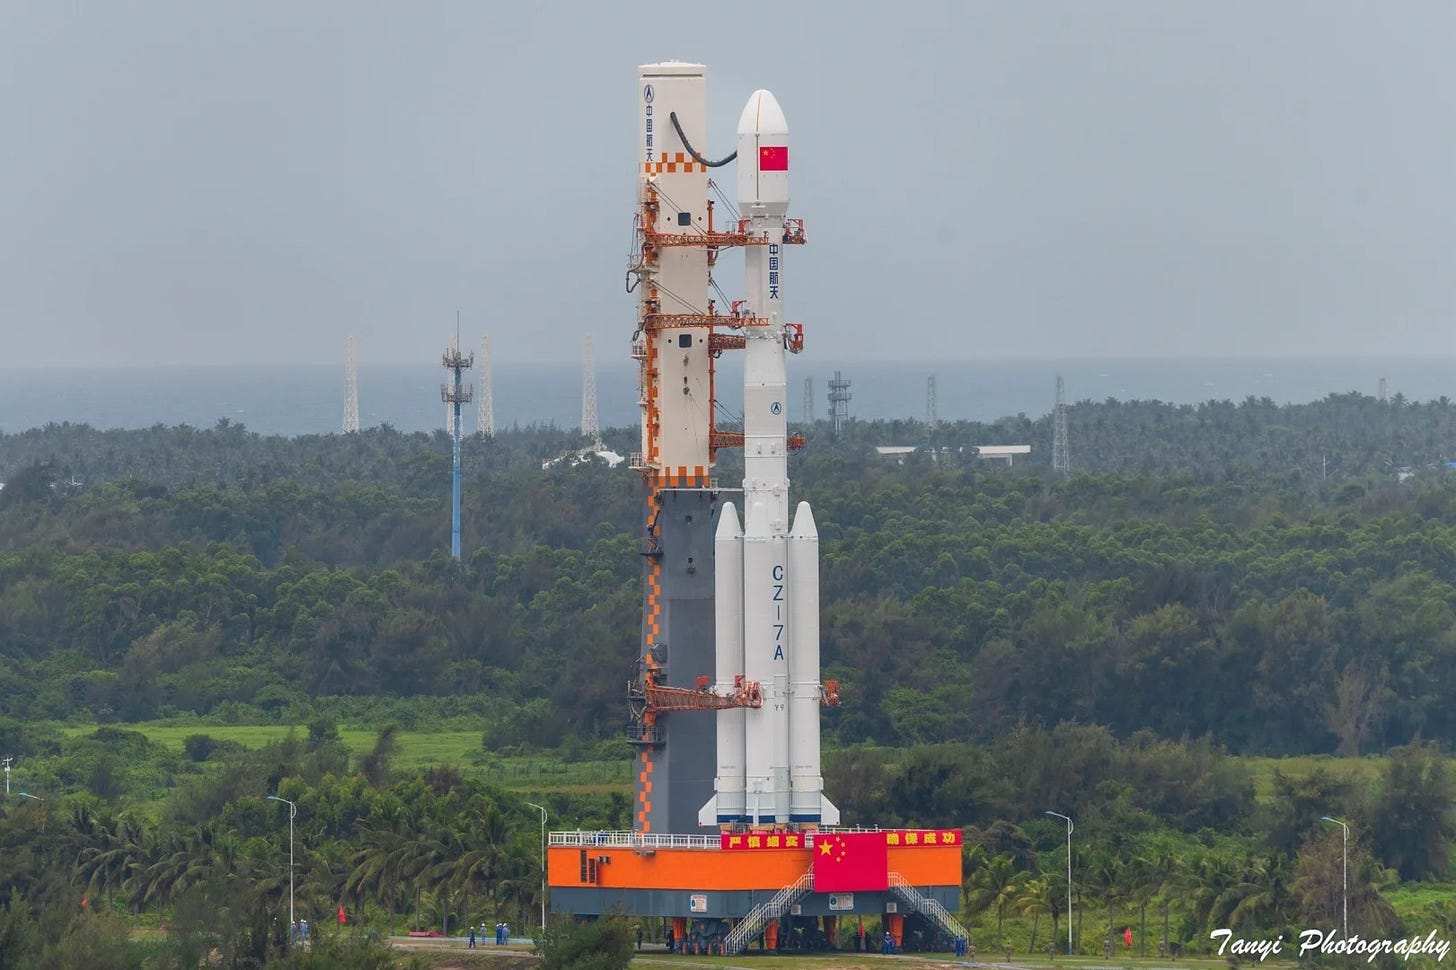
top-left (813, 832), bottom-right (888, 891)
top-left (1125, 926), bottom-right (1133, 948)
top-left (759, 146), bottom-right (789, 171)
top-left (338, 905), bottom-right (347, 924)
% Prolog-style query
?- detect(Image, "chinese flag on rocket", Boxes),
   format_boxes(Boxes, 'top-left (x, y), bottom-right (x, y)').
top-left (813, 832), bottom-right (889, 892)
top-left (759, 145), bottom-right (789, 171)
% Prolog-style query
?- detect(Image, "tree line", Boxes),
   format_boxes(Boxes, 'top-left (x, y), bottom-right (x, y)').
top-left (6, 430), bottom-right (1456, 753)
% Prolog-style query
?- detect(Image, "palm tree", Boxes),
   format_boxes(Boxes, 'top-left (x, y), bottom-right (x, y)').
top-left (1133, 842), bottom-right (1180, 957)
top-left (968, 853), bottom-right (1025, 948)
top-left (1084, 850), bottom-right (1123, 954)
top-left (1016, 875), bottom-right (1055, 954)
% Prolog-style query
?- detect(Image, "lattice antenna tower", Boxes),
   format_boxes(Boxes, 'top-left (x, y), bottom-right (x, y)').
top-left (1052, 373), bottom-right (1070, 474)
top-left (441, 320), bottom-right (475, 560)
top-left (342, 335), bottom-right (360, 433)
top-left (828, 370), bottom-right (852, 435)
top-left (926, 373), bottom-right (938, 431)
top-left (1379, 376), bottom-right (1388, 403)
top-left (582, 335), bottom-right (604, 450)
top-left (803, 377), bottom-right (814, 423)
top-left (477, 336), bottom-right (494, 436)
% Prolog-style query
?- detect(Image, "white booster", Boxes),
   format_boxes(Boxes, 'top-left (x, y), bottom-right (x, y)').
top-left (701, 89), bottom-right (837, 829)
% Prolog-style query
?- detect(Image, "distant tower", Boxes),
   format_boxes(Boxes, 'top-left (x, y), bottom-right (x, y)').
top-left (926, 373), bottom-right (938, 430)
top-left (803, 377), bottom-right (814, 423)
top-left (441, 330), bottom-right (475, 560)
top-left (477, 336), bottom-right (494, 436)
top-left (582, 335), bottom-right (604, 449)
top-left (1052, 374), bottom-right (1070, 474)
top-left (1379, 375), bottom-right (1388, 403)
top-left (445, 333), bottom-right (459, 436)
top-left (342, 336), bottom-right (360, 433)
top-left (828, 370), bottom-right (852, 435)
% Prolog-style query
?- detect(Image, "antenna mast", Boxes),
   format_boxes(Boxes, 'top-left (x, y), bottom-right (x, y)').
top-left (478, 336), bottom-right (494, 436)
top-left (926, 373), bottom-right (938, 431)
top-left (441, 320), bottom-right (475, 560)
top-left (803, 377), bottom-right (814, 423)
top-left (1052, 374), bottom-right (1070, 474)
top-left (343, 336), bottom-right (360, 433)
top-left (828, 370), bottom-right (851, 435)
top-left (582, 335), bottom-right (604, 450)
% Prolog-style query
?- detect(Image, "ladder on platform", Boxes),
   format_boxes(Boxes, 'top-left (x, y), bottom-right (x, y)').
top-left (722, 870), bottom-right (814, 955)
top-left (889, 871), bottom-right (972, 948)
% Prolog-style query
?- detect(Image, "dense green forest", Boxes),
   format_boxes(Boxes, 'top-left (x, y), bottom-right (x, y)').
top-left (6, 396), bottom-right (1456, 754)
top-left (4, 393), bottom-right (1456, 966)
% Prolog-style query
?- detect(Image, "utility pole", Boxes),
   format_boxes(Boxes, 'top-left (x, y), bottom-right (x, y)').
top-left (1046, 811), bottom-right (1073, 955)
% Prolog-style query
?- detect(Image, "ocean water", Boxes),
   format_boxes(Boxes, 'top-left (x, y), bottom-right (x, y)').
top-left (0, 356), bottom-right (1448, 437)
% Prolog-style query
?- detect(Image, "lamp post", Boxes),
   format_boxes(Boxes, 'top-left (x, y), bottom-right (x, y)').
top-left (1046, 811), bottom-right (1073, 956)
top-left (525, 802), bottom-right (547, 936)
top-left (3, 756), bottom-right (11, 795)
top-left (1321, 815), bottom-right (1348, 938)
top-left (268, 795), bottom-right (297, 934)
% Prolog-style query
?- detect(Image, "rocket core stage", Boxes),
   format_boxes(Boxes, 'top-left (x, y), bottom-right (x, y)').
top-left (700, 90), bottom-right (839, 830)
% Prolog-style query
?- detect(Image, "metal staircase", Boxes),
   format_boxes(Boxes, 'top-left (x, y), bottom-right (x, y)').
top-left (722, 869), bottom-right (814, 954)
top-left (889, 871), bottom-right (971, 948)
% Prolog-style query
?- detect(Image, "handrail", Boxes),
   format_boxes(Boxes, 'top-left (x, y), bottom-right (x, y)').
top-left (888, 871), bottom-right (972, 946)
top-left (722, 869), bottom-right (813, 955)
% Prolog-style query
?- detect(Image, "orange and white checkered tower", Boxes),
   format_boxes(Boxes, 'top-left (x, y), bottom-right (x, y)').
top-left (634, 62), bottom-right (714, 482)
top-left (629, 62), bottom-right (738, 835)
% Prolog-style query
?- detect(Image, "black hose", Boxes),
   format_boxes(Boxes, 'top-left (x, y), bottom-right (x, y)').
top-left (669, 112), bottom-right (737, 168)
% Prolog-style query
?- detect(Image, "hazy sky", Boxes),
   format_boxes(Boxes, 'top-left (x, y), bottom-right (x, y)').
top-left (2, 1), bottom-right (1452, 368)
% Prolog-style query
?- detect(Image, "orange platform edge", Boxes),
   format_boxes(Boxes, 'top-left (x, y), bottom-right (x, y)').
top-left (549, 841), bottom-right (961, 892)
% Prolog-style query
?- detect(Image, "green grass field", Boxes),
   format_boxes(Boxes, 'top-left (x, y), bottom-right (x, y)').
top-left (60, 723), bottom-right (631, 792)
top-left (65, 724), bottom-right (1432, 801)
top-left (1240, 754), bottom-right (1390, 801)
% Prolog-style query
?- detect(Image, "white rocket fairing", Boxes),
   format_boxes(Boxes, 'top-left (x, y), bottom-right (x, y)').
top-left (701, 90), bottom-right (838, 829)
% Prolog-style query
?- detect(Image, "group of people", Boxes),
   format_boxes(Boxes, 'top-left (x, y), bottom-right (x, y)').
top-left (466, 922), bottom-right (511, 948)
top-left (289, 919), bottom-right (310, 947)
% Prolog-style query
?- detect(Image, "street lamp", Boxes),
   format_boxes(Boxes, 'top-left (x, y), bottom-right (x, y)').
top-left (1046, 811), bottom-right (1073, 956)
top-left (525, 802), bottom-right (548, 937)
top-left (16, 791), bottom-right (41, 802)
top-left (268, 795), bottom-right (298, 934)
top-left (1321, 815), bottom-right (1348, 938)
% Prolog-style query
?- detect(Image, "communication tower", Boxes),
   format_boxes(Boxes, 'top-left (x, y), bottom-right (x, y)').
top-left (827, 370), bottom-right (851, 434)
top-left (1052, 374), bottom-right (1070, 474)
top-left (926, 373), bottom-right (938, 430)
top-left (440, 330), bottom-right (474, 560)
top-left (477, 336), bottom-right (494, 436)
top-left (1379, 376), bottom-right (1388, 403)
top-left (803, 377), bottom-right (814, 423)
top-left (582, 335), bottom-right (604, 450)
top-left (343, 336), bottom-right (360, 433)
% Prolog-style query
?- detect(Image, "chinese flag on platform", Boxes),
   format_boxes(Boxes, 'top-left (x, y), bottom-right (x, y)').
top-left (813, 832), bottom-right (889, 892)
top-left (759, 145), bottom-right (789, 171)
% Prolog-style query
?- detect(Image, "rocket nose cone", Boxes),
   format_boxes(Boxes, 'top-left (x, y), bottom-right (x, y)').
top-left (789, 501), bottom-right (817, 537)
top-left (716, 502), bottom-right (743, 538)
top-left (736, 89), bottom-right (789, 138)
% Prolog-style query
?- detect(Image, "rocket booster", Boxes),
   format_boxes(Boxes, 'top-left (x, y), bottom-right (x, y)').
top-left (701, 90), bottom-right (837, 829)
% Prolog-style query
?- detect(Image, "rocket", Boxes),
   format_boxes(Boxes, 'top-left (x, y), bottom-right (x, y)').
top-left (701, 90), bottom-right (839, 829)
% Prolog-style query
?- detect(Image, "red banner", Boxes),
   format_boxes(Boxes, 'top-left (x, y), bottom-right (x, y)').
top-left (720, 832), bottom-right (807, 850)
top-left (885, 829), bottom-right (960, 847)
top-left (814, 832), bottom-right (889, 892)
top-left (719, 829), bottom-right (960, 851)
